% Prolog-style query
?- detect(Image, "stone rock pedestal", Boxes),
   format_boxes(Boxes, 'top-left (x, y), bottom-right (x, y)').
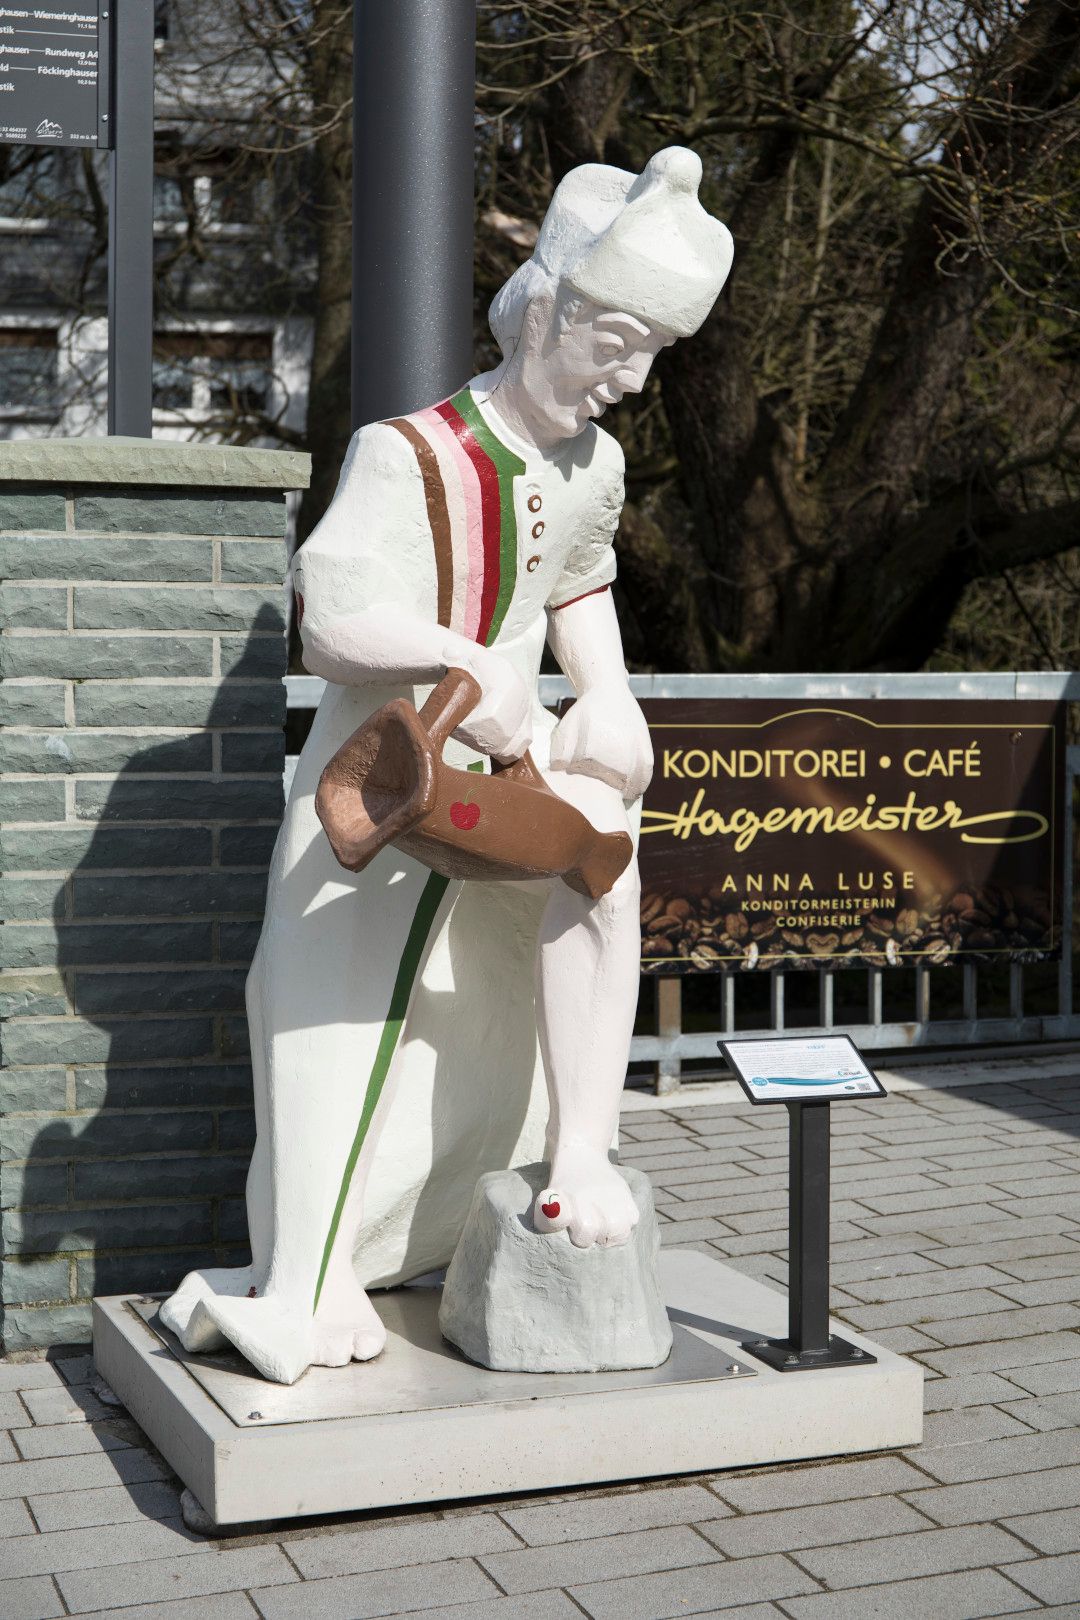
top-left (439, 1161), bottom-right (673, 1372)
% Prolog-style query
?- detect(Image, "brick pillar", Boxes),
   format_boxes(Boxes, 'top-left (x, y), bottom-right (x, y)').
top-left (0, 439), bottom-right (310, 1349)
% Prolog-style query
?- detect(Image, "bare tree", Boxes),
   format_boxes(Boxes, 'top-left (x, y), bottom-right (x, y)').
top-left (477, 0), bottom-right (1080, 671)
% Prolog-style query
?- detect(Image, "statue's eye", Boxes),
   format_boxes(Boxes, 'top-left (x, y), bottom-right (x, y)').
top-left (598, 342), bottom-right (623, 359)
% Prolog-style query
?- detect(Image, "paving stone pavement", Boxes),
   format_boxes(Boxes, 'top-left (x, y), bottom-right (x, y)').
top-left (2, 1072), bottom-right (1079, 1619)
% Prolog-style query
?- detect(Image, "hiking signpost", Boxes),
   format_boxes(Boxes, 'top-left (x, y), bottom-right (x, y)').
top-left (0, 0), bottom-right (152, 433)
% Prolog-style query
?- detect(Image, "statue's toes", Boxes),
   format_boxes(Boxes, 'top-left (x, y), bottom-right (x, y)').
top-left (353, 1322), bottom-right (386, 1361)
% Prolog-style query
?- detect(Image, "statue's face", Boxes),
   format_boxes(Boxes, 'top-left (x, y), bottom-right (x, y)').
top-left (515, 286), bottom-right (675, 442)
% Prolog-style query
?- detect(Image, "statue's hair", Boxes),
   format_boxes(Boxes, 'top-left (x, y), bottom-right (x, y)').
top-left (488, 262), bottom-right (590, 359)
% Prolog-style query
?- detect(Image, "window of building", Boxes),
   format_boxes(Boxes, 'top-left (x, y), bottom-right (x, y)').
top-left (153, 331), bottom-right (273, 420)
top-left (0, 328), bottom-right (60, 419)
top-left (154, 2), bottom-right (170, 42)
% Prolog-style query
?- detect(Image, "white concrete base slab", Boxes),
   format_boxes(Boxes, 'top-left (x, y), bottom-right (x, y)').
top-left (93, 1251), bottom-right (922, 1527)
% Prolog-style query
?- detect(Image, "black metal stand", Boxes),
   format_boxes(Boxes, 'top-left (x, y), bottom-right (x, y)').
top-left (743, 1100), bottom-right (876, 1373)
top-left (107, 0), bottom-right (154, 437)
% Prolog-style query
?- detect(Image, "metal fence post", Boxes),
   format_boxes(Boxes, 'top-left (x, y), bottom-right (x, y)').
top-left (352, 0), bottom-right (477, 428)
top-left (656, 977), bottom-right (683, 1096)
top-left (107, 0), bottom-right (154, 437)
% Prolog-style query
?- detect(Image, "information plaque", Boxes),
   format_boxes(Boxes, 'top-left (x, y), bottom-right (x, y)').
top-left (0, 3), bottom-right (108, 149)
top-left (719, 1034), bottom-right (886, 1105)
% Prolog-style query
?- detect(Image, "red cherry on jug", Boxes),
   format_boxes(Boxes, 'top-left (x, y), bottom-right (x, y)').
top-left (541, 1201), bottom-right (561, 1219)
top-left (450, 801), bottom-right (481, 830)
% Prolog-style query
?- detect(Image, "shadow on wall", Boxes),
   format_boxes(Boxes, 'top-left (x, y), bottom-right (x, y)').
top-left (10, 607), bottom-right (286, 1337)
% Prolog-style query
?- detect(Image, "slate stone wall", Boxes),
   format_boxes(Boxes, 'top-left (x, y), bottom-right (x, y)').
top-left (0, 440), bottom-right (310, 1348)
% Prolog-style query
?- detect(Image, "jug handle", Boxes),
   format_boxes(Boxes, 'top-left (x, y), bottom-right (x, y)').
top-left (417, 667), bottom-right (483, 750)
top-left (418, 668), bottom-right (547, 788)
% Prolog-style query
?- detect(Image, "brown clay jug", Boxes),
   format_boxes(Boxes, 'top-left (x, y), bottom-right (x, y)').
top-left (315, 668), bottom-right (633, 900)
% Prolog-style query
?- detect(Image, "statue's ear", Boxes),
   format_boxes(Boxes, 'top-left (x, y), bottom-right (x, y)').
top-left (519, 287), bottom-right (558, 356)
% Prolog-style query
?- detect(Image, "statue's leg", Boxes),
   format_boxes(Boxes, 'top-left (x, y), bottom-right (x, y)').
top-left (530, 771), bottom-right (642, 1248)
top-left (162, 826), bottom-right (456, 1383)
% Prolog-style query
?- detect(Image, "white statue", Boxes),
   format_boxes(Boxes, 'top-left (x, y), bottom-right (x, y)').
top-left (162, 148), bottom-right (733, 1383)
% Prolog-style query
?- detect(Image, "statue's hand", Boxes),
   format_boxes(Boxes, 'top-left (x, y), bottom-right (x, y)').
top-left (452, 648), bottom-right (533, 762)
top-left (549, 683), bottom-right (653, 802)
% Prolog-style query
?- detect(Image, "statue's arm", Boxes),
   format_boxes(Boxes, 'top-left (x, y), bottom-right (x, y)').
top-left (293, 423), bottom-right (532, 760)
top-left (546, 586), bottom-right (653, 803)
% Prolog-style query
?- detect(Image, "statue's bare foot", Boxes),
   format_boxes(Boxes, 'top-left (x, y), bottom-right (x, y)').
top-left (163, 1269), bottom-right (386, 1384)
top-left (533, 1146), bottom-right (639, 1248)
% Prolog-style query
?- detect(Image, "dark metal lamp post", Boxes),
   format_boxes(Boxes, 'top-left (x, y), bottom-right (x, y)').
top-left (351, 0), bottom-right (477, 430)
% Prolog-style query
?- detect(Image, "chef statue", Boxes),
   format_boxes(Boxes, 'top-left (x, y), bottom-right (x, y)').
top-left (162, 148), bottom-right (733, 1383)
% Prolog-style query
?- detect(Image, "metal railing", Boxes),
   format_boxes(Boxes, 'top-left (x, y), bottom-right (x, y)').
top-left (286, 671), bottom-right (1080, 1092)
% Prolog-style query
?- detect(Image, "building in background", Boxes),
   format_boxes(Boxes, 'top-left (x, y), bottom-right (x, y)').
top-left (0, 0), bottom-right (313, 445)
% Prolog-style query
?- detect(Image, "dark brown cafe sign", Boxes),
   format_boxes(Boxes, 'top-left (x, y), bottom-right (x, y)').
top-left (638, 700), bottom-right (1064, 974)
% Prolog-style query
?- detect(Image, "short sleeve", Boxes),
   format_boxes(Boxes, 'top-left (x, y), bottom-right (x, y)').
top-left (546, 427), bottom-right (624, 610)
top-left (290, 421), bottom-right (437, 643)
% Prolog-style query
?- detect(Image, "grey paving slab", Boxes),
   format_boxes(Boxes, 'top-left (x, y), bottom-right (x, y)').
top-left (287, 1512), bottom-right (518, 1578)
top-left (921, 1371), bottom-right (1029, 1410)
top-left (58, 1547), bottom-right (299, 1614)
top-left (52, 1355), bottom-right (94, 1386)
top-left (1002, 1357), bottom-right (1080, 1396)
top-left (13, 1422), bottom-right (136, 1461)
top-left (996, 1391), bottom-right (1080, 1432)
top-left (910, 1427), bottom-right (1080, 1484)
top-left (18, 1385), bottom-right (114, 1428)
top-left (0, 1448), bottom-right (169, 1501)
top-left (659, 1217), bottom-right (736, 1244)
top-left (989, 1173), bottom-right (1080, 1199)
top-left (695, 1496), bottom-right (930, 1558)
top-left (842, 1287), bottom-right (1020, 1332)
top-left (499, 1482), bottom-right (727, 1545)
top-left (929, 1235), bottom-right (1080, 1270)
top-left (71, 1598), bottom-right (258, 1620)
top-left (828, 1253), bottom-right (944, 1286)
top-left (250, 1558), bottom-right (499, 1620)
top-left (416, 1594), bottom-right (585, 1620)
top-left (793, 1522), bottom-right (1034, 1587)
top-left (0, 1431), bottom-right (19, 1465)
top-left (917, 1329), bottom-right (1080, 1376)
top-left (710, 1456), bottom-right (929, 1513)
top-left (29, 1480), bottom-right (183, 1532)
top-left (1002, 1505), bottom-right (1080, 1554)
top-left (0, 1365), bottom-right (65, 1394)
top-left (829, 1234), bottom-right (946, 1263)
top-left (570, 1553), bottom-right (818, 1619)
top-left (0, 1499), bottom-right (37, 1538)
top-left (949, 1158), bottom-right (1078, 1185)
top-left (921, 1302), bottom-right (1080, 1346)
top-left (840, 1264), bottom-right (1018, 1303)
top-left (780, 1566), bottom-right (1039, 1618)
top-left (640, 1609), bottom-right (786, 1620)
top-left (920, 1405), bottom-right (1033, 1447)
top-left (858, 1183), bottom-right (1009, 1215)
top-left (1000, 1550), bottom-right (1080, 1606)
top-left (900, 1463), bottom-right (1080, 1525)
top-left (0, 1518), bottom-right (200, 1580)
top-left (0, 1395), bottom-right (32, 1430)
top-left (0, 1574), bottom-right (64, 1620)
top-left (996, 1275), bottom-right (1080, 1306)
top-left (478, 1524), bottom-right (715, 1594)
top-left (995, 1250), bottom-right (1080, 1281)
top-left (861, 1325), bottom-right (943, 1352)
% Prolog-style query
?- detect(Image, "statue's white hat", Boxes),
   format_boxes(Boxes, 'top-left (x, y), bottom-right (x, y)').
top-left (534, 146), bottom-right (733, 337)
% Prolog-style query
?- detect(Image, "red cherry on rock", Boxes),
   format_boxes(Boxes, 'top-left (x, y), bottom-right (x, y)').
top-left (541, 1201), bottom-right (561, 1219)
top-left (450, 801), bottom-right (481, 830)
